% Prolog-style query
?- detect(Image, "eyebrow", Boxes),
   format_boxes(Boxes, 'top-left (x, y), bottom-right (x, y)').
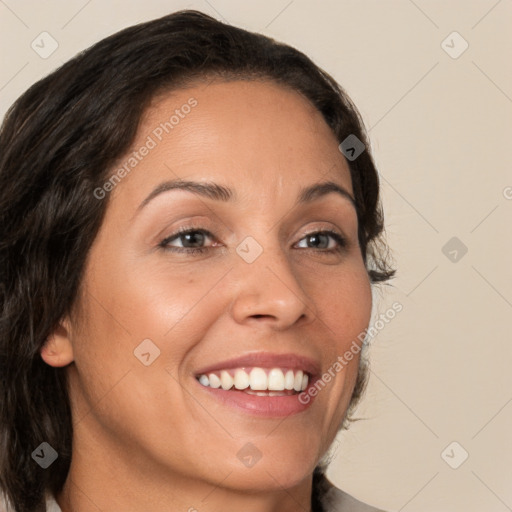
top-left (136, 178), bottom-right (356, 213)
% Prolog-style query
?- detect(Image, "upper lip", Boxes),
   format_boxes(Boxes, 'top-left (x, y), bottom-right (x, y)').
top-left (194, 352), bottom-right (321, 377)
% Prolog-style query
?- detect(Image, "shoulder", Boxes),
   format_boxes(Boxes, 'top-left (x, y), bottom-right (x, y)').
top-left (321, 479), bottom-right (388, 512)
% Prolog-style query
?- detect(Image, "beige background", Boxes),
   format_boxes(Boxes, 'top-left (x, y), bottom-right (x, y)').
top-left (1, 1), bottom-right (511, 510)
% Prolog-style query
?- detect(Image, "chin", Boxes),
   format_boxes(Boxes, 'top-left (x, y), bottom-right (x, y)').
top-left (219, 439), bottom-right (321, 492)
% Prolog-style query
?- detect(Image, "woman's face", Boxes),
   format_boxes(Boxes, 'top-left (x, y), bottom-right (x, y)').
top-left (52, 80), bottom-right (372, 499)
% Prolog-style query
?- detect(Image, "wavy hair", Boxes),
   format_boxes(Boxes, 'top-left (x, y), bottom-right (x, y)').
top-left (0, 10), bottom-right (394, 511)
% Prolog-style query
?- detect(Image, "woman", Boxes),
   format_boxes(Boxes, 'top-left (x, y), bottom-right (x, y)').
top-left (0, 10), bottom-right (394, 512)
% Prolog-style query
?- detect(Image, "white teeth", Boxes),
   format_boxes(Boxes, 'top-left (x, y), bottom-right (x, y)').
top-left (234, 368), bottom-right (250, 390)
top-left (245, 389), bottom-right (292, 397)
top-left (245, 390), bottom-right (271, 396)
top-left (284, 370), bottom-right (295, 390)
top-left (208, 373), bottom-right (221, 388)
top-left (197, 367), bottom-right (311, 393)
top-left (220, 370), bottom-right (234, 390)
top-left (293, 370), bottom-right (304, 392)
top-left (268, 368), bottom-right (285, 391)
top-left (301, 373), bottom-right (309, 391)
top-left (249, 368), bottom-right (268, 390)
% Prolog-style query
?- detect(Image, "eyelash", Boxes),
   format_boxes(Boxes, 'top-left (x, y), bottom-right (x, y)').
top-left (158, 226), bottom-right (348, 255)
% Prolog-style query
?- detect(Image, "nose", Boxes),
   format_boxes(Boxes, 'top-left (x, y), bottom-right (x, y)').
top-left (228, 243), bottom-right (317, 330)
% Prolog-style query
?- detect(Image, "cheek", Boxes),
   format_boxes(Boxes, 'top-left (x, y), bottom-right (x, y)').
top-left (328, 267), bottom-right (372, 380)
top-left (309, 264), bottom-right (373, 346)
top-left (305, 265), bottom-right (372, 428)
top-left (87, 256), bottom-right (230, 341)
top-left (67, 264), bottom-right (233, 472)
top-left (70, 258), bottom-right (234, 424)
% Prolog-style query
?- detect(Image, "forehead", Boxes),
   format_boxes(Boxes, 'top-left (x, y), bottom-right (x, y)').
top-left (108, 79), bottom-right (352, 209)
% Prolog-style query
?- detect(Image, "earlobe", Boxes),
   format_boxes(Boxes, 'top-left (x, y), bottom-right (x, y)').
top-left (40, 320), bottom-right (75, 368)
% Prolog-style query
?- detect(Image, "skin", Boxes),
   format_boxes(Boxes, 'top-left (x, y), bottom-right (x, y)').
top-left (41, 79), bottom-right (372, 512)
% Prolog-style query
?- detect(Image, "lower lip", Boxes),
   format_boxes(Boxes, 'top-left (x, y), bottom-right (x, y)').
top-left (196, 380), bottom-right (317, 417)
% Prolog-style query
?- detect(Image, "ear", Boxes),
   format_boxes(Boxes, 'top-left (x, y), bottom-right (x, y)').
top-left (40, 317), bottom-right (75, 367)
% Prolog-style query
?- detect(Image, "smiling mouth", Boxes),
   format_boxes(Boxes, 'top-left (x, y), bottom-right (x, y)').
top-left (196, 367), bottom-right (309, 395)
